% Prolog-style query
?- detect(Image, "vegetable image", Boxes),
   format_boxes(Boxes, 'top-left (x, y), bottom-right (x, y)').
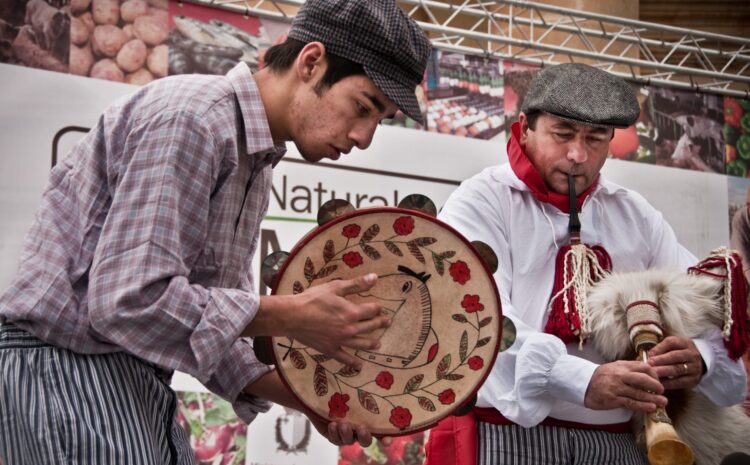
top-left (725, 97), bottom-right (744, 129)
top-left (738, 135), bottom-right (750, 161)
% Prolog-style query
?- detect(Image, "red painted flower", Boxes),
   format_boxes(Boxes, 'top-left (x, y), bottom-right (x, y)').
top-left (342, 251), bottom-right (363, 268)
top-left (393, 216), bottom-right (415, 236)
top-left (461, 294), bottom-right (484, 313)
top-left (438, 389), bottom-right (456, 405)
top-left (468, 356), bottom-right (484, 371)
top-left (342, 224), bottom-right (361, 238)
top-left (375, 371), bottom-right (394, 389)
top-left (328, 392), bottom-right (350, 418)
top-left (389, 406), bottom-right (413, 430)
top-left (449, 261), bottom-right (471, 284)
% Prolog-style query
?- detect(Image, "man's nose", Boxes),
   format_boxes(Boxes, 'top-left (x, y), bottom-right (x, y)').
top-left (349, 121), bottom-right (377, 151)
top-left (566, 138), bottom-right (588, 164)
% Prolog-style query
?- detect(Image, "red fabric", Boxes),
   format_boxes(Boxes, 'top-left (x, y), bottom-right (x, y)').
top-left (688, 251), bottom-right (750, 360)
top-left (544, 243), bottom-right (613, 343)
top-left (506, 122), bottom-right (598, 214)
top-left (424, 412), bottom-right (477, 465)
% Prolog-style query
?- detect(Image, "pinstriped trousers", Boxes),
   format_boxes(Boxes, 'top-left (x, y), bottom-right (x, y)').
top-left (477, 421), bottom-right (649, 465)
top-left (0, 325), bottom-right (195, 465)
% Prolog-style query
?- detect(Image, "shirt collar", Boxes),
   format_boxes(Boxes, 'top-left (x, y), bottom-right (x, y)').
top-left (227, 62), bottom-right (286, 166)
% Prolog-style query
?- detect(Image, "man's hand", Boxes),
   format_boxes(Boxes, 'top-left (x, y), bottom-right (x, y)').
top-left (584, 360), bottom-right (667, 412)
top-left (647, 336), bottom-right (704, 390)
top-left (306, 416), bottom-right (392, 448)
top-left (247, 273), bottom-right (391, 368)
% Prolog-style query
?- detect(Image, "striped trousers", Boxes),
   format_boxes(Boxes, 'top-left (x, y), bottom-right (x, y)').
top-left (0, 324), bottom-right (195, 465)
top-left (477, 421), bottom-right (649, 465)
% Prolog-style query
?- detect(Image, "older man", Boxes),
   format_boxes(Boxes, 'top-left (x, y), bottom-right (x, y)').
top-left (426, 63), bottom-right (747, 465)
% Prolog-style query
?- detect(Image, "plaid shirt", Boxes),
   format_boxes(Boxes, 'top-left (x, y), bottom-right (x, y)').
top-left (0, 63), bottom-right (285, 422)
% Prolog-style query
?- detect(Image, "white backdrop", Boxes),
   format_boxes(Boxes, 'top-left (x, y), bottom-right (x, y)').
top-left (0, 62), bottom-right (732, 463)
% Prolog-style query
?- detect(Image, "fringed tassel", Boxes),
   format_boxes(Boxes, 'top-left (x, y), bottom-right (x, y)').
top-left (545, 242), bottom-right (612, 346)
top-left (688, 247), bottom-right (750, 360)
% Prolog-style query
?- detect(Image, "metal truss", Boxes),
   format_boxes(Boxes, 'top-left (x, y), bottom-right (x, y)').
top-left (180, 0), bottom-right (750, 98)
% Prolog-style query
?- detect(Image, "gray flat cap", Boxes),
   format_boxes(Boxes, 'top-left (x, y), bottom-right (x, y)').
top-left (521, 63), bottom-right (640, 128)
top-left (289, 0), bottom-right (431, 124)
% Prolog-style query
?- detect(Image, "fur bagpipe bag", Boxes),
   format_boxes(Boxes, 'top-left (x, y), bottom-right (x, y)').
top-left (584, 247), bottom-right (750, 465)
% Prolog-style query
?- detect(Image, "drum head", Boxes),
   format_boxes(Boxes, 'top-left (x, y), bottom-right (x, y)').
top-left (270, 207), bottom-right (502, 436)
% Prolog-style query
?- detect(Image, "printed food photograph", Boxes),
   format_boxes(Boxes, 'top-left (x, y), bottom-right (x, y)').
top-left (425, 52), bottom-right (505, 140)
top-left (0, 0), bottom-right (70, 73)
top-left (166, 1), bottom-right (272, 76)
top-left (68, 0), bottom-right (168, 83)
top-left (724, 96), bottom-right (750, 178)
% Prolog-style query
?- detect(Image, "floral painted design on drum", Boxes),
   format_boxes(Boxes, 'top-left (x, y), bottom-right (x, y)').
top-left (389, 406), bottom-right (413, 430)
top-left (438, 389), bottom-right (456, 405)
top-left (281, 211), bottom-right (497, 433)
top-left (449, 261), bottom-right (471, 284)
top-left (375, 371), bottom-right (394, 389)
top-left (342, 251), bottom-right (364, 268)
top-left (342, 224), bottom-right (361, 238)
top-left (468, 356), bottom-right (484, 370)
top-left (328, 392), bottom-right (351, 418)
top-left (393, 216), bottom-right (415, 235)
top-left (461, 294), bottom-right (484, 313)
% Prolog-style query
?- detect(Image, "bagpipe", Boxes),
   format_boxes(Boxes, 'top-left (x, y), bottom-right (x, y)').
top-left (584, 251), bottom-right (750, 465)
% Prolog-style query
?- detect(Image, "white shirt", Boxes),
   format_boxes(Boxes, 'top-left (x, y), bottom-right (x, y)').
top-left (439, 164), bottom-right (748, 427)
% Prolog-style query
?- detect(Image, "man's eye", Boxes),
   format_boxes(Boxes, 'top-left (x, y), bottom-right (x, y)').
top-left (555, 133), bottom-right (573, 139)
top-left (356, 102), bottom-right (369, 115)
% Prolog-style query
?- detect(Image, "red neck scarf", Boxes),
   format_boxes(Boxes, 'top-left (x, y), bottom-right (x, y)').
top-left (507, 122), bottom-right (598, 214)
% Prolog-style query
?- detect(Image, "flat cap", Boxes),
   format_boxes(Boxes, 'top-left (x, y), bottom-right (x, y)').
top-left (521, 63), bottom-right (640, 128)
top-left (289, 0), bottom-right (431, 124)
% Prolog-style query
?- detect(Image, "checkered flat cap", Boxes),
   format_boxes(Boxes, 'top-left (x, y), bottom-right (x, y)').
top-left (521, 63), bottom-right (640, 128)
top-left (289, 0), bottom-right (431, 124)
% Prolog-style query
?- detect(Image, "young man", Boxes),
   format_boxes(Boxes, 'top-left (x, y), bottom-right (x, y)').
top-left (0, 0), bottom-right (431, 463)
top-left (426, 63), bottom-right (747, 465)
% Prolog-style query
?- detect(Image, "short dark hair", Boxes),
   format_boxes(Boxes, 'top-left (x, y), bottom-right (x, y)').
top-left (524, 110), bottom-right (542, 130)
top-left (263, 38), bottom-right (366, 92)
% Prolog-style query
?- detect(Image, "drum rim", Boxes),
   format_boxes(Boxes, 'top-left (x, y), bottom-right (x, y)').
top-left (267, 205), bottom-right (503, 436)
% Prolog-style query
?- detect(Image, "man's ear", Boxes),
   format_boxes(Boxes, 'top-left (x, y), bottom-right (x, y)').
top-left (295, 41), bottom-right (326, 83)
top-left (518, 112), bottom-right (530, 145)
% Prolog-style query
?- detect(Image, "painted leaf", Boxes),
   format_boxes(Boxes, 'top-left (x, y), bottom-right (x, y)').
top-left (418, 397), bottom-right (436, 412)
top-left (314, 364), bottom-right (328, 396)
top-left (323, 240), bottom-right (335, 263)
top-left (357, 389), bottom-right (380, 414)
top-left (360, 243), bottom-right (381, 260)
top-left (290, 349), bottom-right (306, 370)
top-left (440, 251), bottom-right (456, 259)
top-left (476, 337), bottom-right (491, 348)
top-left (415, 237), bottom-right (437, 246)
top-left (311, 354), bottom-right (331, 364)
top-left (459, 330), bottom-right (468, 362)
top-left (316, 265), bottom-right (338, 279)
top-left (403, 374), bottom-right (424, 393)
top-left (432, 252), bottom-right (445, 276)
top-left (337, 365), bottom-right (361, 377)
top-left (384, 240), bottom-right (403, 257)
top-left (436, 354), bottom-right (451, 379)
top-left (407, 240), bottom-right (425, 264)
top-left (304, 257), bottom-right (315, 283)
top-left (293, 281), bottom-right (304, 295)
top-left (443, 374), bottom-right (464, 381)
top-left (452, 314), bottom-right (468, 323)
top-left (427, 343), bottom-right (439, 363)
top-left (361, 224), bottom-right (380, 243)
top-left (479, 316), bottom-right (493, 328)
